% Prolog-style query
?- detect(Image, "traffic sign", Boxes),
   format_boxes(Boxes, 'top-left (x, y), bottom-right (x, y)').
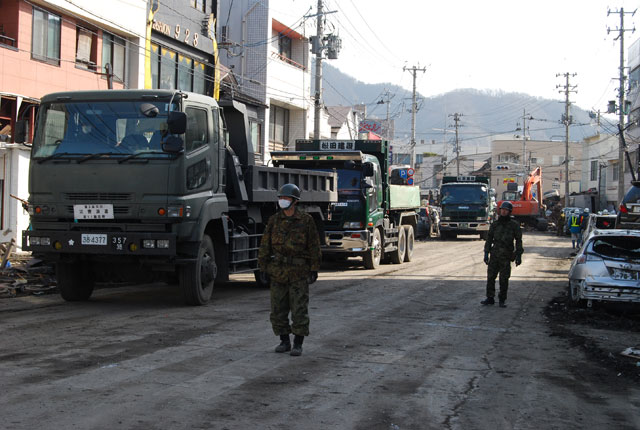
top-left (407, 177), bottom-right (414, 185)
top-left (407, 168), bottom-right (415, 176)
top-left (399, 169), bottom-right (407, 178)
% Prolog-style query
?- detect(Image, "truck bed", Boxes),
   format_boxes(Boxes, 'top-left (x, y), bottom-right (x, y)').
top-left (246, 165), bottom-right (338, 203)
top-left (389, 184), bottom-right (421, 209)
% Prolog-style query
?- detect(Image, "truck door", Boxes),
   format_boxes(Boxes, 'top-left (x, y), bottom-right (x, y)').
top-left (183, 105), bottom-right (214, 193)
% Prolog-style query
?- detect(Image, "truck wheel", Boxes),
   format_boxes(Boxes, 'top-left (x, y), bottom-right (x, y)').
top-left (57, 262), bottom-right (95, 301)
top-left (479, 231), bottom-right (488, 240)
top-left (363, 228), bottom-right (382, 269)
top-left (403, 225), bottom-right (414, 262)
top-left (180, 235), bottom-right (216, 305)
top-left (390, 227), bottom-right (406, 264)
top-left (536, 218), bottom-right (549, 231)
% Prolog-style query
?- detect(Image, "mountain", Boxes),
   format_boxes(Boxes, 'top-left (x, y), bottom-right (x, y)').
top-left (320, 63), bottom-right (605, 156)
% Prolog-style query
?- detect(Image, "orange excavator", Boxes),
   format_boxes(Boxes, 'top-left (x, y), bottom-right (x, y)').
top-left (497, 166), bottom-right (548, 231)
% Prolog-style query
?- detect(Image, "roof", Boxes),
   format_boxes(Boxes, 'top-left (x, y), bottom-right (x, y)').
top-left (326, 106), bottom-right (353, 128)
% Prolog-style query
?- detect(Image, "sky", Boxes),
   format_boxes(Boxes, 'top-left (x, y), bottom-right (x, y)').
top-left (273, 0), bottom-right (640, 112)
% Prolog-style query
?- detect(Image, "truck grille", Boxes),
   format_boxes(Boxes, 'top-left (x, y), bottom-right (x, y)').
top-left (64, 193), bottom-right (132, 201)
top-left (449, 211), bottom-right (478, 222)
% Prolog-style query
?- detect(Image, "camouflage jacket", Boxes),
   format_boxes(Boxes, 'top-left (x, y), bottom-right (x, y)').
top-left (258, 208), bottom-right (321, 282)
top-left (484, 216), bottom-right (523, 260)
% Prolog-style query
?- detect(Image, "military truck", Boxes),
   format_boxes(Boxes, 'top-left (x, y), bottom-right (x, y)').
top-left (439, 176), bottom-right (495, 240)
top-left (271, 139), bottom-right (420, 269)
top-left (16, 90), bottom-right (337, 305)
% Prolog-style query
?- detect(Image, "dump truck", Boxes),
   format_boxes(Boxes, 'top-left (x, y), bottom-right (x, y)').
top-left (271, 139), bottom-right (420, 269)
top-left (16, 90), bottom-right (337, 305)
top-left (439, 176), bottom-right (495, 240)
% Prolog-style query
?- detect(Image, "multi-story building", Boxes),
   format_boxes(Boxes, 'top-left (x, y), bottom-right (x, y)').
top-left (490, 136), bottom-right (582, 203)
top-left (217, 0), bottom-right (315, 163)
top-left (0, 0), bottom-right (147, 242)
top-left (580, 133), bottom-right (626, 211)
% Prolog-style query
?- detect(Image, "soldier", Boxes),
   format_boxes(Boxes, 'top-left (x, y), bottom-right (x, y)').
top-left (482, 201), bottom-right (523, 308)
top-left (258, 183), bottom-right (321, 356)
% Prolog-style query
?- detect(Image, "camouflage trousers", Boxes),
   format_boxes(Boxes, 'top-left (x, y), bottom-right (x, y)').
top-left (486, 256), bottom-right (512, 302)
top-left (270, 279), bottom-right (309, 336)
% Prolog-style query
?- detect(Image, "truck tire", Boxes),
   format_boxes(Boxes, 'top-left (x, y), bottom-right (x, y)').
top-left (403, 225), bottom-right (414, 262)
top-left (390, 227), bottom-right (406, 264)
top-left (254, 269), bottom-right (270, 288)
top-left (479, 231), bottom-right (488, 240)
top-left (57, 262), bottom-right (95, 301)
top-left (180, 235), bottom-right (216, 305)
top-left (363, 228), bottom-right (382, 269)
top-left (536, 218), bottom-right (549, 231)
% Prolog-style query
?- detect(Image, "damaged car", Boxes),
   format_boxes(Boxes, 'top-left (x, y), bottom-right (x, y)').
top-left (568, 229), bottom-right (640, 307)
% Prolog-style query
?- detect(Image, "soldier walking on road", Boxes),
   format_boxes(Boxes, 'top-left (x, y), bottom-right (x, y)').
top-left (482, 201), bottom-right (523, 308)
top-left (258, 184), bottom-right (321, 356)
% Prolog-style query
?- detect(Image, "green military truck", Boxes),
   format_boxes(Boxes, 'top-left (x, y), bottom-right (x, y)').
top-left (439, 176), bottom-right (495, 240)
top-left (271, 139), bottom-right (420, 269)
top-left (16, 90), bottom-right (337, 305)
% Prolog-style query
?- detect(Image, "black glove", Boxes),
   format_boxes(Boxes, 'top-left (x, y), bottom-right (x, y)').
top-left (484, 252), bottom-right (489, 265)
top-left (259, 271), bottom-right (269, 285)
top-left (515, 255), bottom-right (522, 266)
top-left (308, 271), bottom-right (318, 284)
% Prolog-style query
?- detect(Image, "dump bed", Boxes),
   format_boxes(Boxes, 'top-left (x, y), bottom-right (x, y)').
top-left (389, 184), bottom-right (421, 209)
top-left (245, 165), bottom-right (337, 203)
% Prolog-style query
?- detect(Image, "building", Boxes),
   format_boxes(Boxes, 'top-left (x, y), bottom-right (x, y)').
top-left (579, 133), bottom-right (625, 211)
top-left (490, 136), bottom-right (582, 203)
top-left (0, 0), bottom-right (147, 243)
top-left (217, 0), bottom-right (316, 163)
top-left (326, 105), bottom-right (360, 139)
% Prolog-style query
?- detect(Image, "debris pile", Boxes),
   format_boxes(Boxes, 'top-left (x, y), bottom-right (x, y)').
top-left (0, 255), bottom-right (56, 299)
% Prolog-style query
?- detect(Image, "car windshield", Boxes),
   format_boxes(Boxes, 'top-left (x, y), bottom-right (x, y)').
top-left (595, 216), bottom-right (616, 229)
top-left (590, 236), bottom-right (640, 260)
top-left (32, 100), bottom-right (179, 159)
top-left (441, 185), bottom-right (487, 204)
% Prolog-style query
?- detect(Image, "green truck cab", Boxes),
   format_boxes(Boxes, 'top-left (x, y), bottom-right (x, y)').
top-left (439, 176), bottom-right (495, 240)
top-left (16, 90), bottom-right (336, 305)
top-left (271, 139), bottom-right (419, 269)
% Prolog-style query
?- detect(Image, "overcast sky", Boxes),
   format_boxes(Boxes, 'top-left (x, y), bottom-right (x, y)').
top-left (274, 0), bottom-right (640, 112)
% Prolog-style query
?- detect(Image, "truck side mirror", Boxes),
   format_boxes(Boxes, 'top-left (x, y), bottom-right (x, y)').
top-left (363, 178), bottom-right (374, 189)
top-left (489, 188), bottom-right (496, 197)
top-left (14, 120), bottom-right (27, 144)
top-left (167, 112), bottom-right (187, 134)
top-left (162, 135), bottom-right (184, 153)
top-left (363, 162), bottom-right (374, 177)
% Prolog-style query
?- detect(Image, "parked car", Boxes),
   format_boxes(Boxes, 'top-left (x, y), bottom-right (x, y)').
top-left (616, 182), bottom-right (640, 229)
top-left (416, 206), bottom-right (440, 239)
top-left (582, 212), bottom-right (617, 243)
top-left (568, 229), bottom-right (640, 307)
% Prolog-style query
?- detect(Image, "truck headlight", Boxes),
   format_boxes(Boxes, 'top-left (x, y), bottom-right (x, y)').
top-left (142, 239), bottom-right (156, 248)
top-left (157, 240), bottom-right (170, 249)
top-left (29, 237), bottom-right (40, 246)
top-left (343, 222), bottom-right (363, 229)
top-left (167, 205), bottom-right (183, 217)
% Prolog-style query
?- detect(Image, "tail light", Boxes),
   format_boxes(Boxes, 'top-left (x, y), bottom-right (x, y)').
top-left (620, 204), bottom-right (628, 214)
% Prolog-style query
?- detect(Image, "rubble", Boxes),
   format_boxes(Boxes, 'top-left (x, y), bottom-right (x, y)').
top-left (0, 254), bottom-right (56, 299)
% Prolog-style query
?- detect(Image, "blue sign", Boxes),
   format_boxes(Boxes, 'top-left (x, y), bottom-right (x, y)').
top-left (400, 169), bottom-right (407, 178)
top-left (407, 177), bottom-right (414, 185)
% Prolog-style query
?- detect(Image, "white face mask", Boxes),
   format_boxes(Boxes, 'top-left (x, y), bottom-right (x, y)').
top-left (278, 199), bottom-right (292, 209)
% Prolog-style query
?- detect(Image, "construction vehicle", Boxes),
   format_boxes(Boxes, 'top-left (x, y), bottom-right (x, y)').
top-left (271, 139), bottom-right (420, 269)
top-left (497, 166), bottom-right (548, 231)
top-left (16, 90), bottom-right (337, 305)
top-left (439, 176), bottom-right (495, 240)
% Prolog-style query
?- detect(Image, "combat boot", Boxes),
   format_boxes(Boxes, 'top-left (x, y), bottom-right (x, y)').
top-left (290, 335), bottom-right (304, 356)
top-left (481, 297), bottom-right (495, 305)
top-left (275, 334), bottom-right (291, 353)
top-left (499, 301), bottom-right (507, 308)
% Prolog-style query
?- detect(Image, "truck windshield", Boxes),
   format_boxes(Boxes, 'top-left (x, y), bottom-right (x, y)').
top-left (32, 100), bottom-right (178, 159)
top-left (316, 168), bottom-right (361, 191)
top-left (441, 185), bottom-right (488, 204)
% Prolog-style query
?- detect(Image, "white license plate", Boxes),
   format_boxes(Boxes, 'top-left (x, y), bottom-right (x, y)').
top-left (611, 268), bottom-right (638, 280)
top-left (81, 234), bottom-right (107, 246)
top-left (74, 204), bottom-right (114, 220)
top-left (632, 206), bottom-right (640, 213)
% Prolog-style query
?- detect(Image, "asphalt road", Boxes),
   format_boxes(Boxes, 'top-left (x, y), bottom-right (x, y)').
top-left (1, 232), bottom-right (639, 430)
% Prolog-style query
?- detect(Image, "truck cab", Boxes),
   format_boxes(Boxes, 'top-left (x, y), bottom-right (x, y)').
top-left (439, 176), bottom-right (495, 240)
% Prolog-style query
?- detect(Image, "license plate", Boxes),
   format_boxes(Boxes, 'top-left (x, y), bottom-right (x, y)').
top-left (81, 234), bottom-right (107, 246)
top-left (611, 268), bottom-right (638, 280)
top-left (74, 204), bottom-right (114, 220)
top-left (633, 206), bottom-right (640, 213)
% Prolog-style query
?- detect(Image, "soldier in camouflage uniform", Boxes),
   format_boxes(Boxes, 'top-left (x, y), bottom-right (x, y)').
top-left (258, 184), bottom-right (321, 356)
top-left (482, 201), bottom-right (523, 308)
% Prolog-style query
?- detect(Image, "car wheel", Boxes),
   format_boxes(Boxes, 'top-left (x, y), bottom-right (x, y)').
top-left (568, 280), bottom-right (586, 308)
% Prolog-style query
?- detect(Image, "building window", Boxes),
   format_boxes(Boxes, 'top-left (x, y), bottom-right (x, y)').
top-left (278, 35), bottom-right (292, 60)
top-left (76, 27), bottom-right (97, 70)
top-left (31, 8), bottom-right (61, 65)
top-left (269, 105), bottom-right (289, 151)
top-left (250, 119), bottom-right (263, 161)
top-left (190, 0), bottom-right (206, 12)
top-left (590, 160), bottom-right (598, 181)
top-left (612, 162), bottom-right (619, 181)
top-left (102, 32), bottom-right (126, 82)
top-left (151, 43), bottom-right (208, 95)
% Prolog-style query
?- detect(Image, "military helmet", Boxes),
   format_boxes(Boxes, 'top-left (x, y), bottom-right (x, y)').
top-left (584, 208), bottom-right (590, 213)
top-left (277, 183), bottom-right (301, 200)
top-left (499, 201), bottom-right (513, 212)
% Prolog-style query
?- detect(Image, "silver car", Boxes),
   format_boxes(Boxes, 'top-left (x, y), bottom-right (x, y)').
top-left (568, 229), bottom-right (640, 307)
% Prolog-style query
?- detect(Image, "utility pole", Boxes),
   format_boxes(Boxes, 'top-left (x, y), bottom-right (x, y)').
top-left (556, 73), bottom-right (577, 208)
top-left (608, 7), bottom-right (636, 204)
top-left (403, 65), bottom-right (426, 169)
top-left (519, 110), bottom-right (532, 174)
top-left (449, 113), bottom-right (462, 176)
top-left (377, 89), bottom-right (393, 139)
top-left (313, 0), bottom-right (324, 140)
